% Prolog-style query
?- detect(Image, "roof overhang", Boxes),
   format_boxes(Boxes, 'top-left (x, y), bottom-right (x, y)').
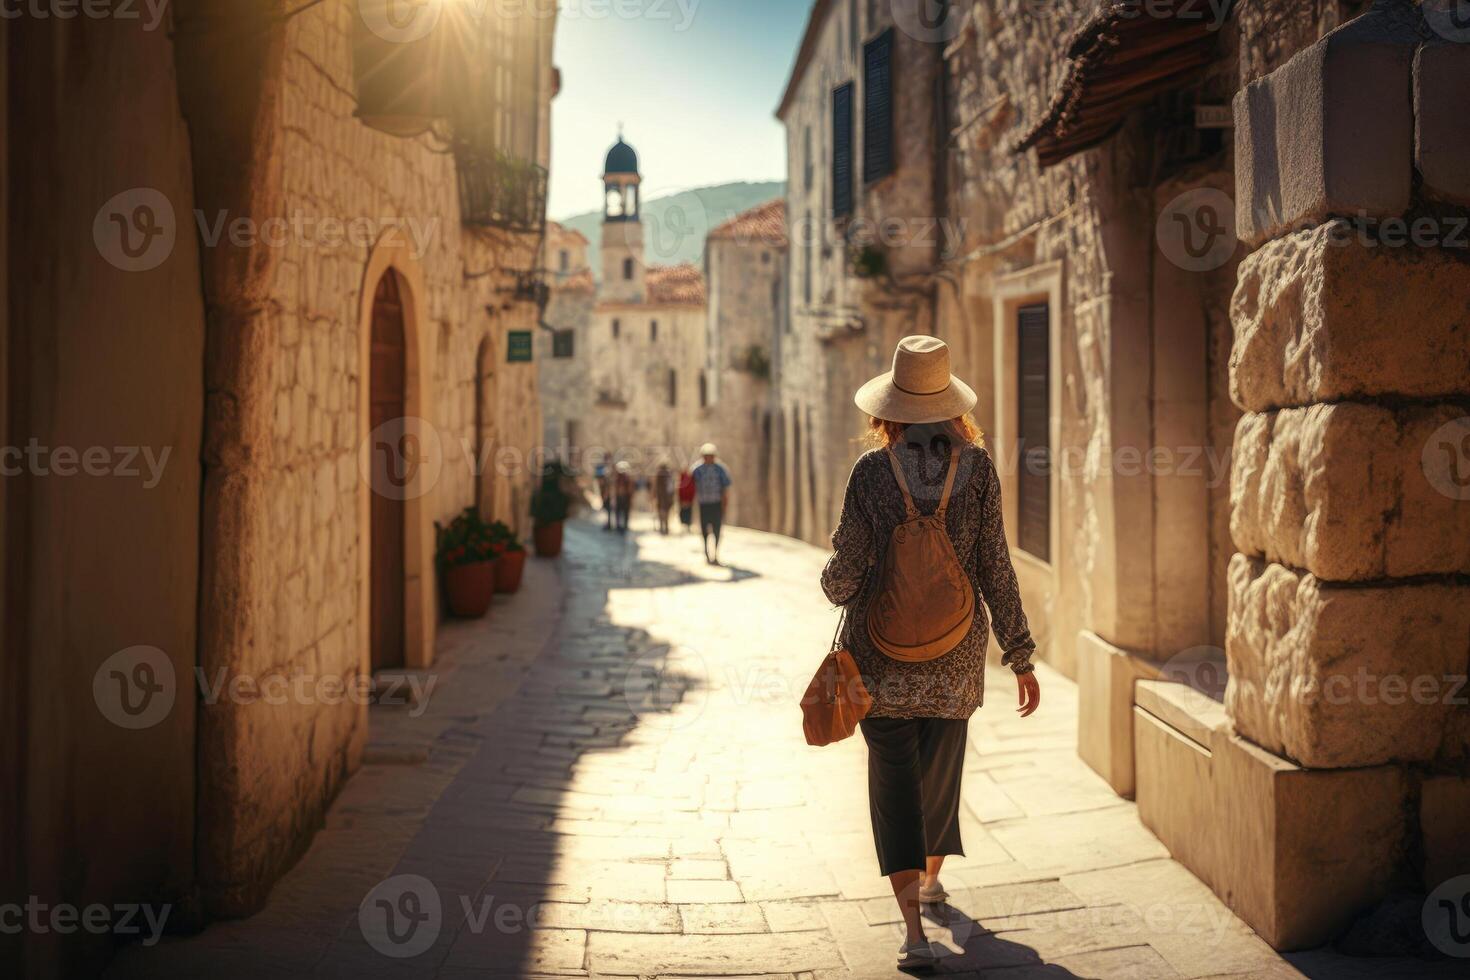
top-left (776, 0), bottom-right (835, 120)
top-left (1013, 0), bottom-right (1236, 168)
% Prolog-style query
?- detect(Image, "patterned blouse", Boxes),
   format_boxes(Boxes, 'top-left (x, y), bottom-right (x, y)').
top-left (820, 434), bottom-right (1036, 719)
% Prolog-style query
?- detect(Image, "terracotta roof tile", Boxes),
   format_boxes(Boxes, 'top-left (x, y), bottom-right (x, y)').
top-left (708, 199), bottom-right (788, 249)
top-left (645, 263), bottom-right (707, 306)
top-left (553, 268), bottom-right (595, 293)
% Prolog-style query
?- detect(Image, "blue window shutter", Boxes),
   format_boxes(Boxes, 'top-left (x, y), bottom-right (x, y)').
top-left (832, 82), bottom-right (855, 218)
top-left (863, 29), bottom-right (894, 184)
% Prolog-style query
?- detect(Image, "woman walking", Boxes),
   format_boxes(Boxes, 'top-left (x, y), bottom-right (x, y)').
top-left (821, 335), bottom-right (1040, 970)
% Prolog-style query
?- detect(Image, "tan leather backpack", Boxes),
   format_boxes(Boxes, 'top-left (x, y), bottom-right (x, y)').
top-left (866, 447), bottom-right (975, 662)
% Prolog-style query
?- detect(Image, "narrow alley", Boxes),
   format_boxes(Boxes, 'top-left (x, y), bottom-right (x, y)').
top-left (101, 516), bottom-right (1444, 980)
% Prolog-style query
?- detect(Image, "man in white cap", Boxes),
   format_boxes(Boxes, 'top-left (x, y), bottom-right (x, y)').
top-left (690, 442), bottom-right (731, 565)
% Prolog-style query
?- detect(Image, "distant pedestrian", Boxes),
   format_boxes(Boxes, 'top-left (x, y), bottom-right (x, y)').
top-left (654, 463), bottom-right (675, 535)
top-left (691, 442), bottom-right (731, 565)
top-left (677, 468), bottom-right (695, 532)
top-left (595, 462), bottom-right (612, 531)
top-left (613, 461), bottom-right (634, 533)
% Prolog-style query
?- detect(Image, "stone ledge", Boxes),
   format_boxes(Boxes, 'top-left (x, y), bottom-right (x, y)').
top-left (1136, 704), bottom-right (1407, 951)
top-left (1231, 403), bottom-right (1470, 581)
top-left (1225, 554), bottom-right (1470, 769)
top-left (1233, 2), bottom-right (1416, 247)
top-left (1230, 221), bottom-right (1470, 413)
top-left (1075, 631), bottom-right (1159, 800)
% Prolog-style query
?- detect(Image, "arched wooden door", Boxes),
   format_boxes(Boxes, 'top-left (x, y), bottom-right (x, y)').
top-left (369, 270), bottom-right (406, 671)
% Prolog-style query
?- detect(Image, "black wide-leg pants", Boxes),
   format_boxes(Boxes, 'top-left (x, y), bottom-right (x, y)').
top-left (858, 716), bottom-right (968, 876)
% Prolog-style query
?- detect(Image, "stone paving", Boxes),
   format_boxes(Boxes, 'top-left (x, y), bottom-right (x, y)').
top-left (108, 517), bottom-right (1457, 979)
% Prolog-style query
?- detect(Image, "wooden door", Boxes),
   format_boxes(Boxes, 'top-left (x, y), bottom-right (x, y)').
top-left (370, 271), bottom-right (406, 671)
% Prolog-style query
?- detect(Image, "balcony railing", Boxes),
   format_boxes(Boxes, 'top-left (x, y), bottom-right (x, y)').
top-left (455, 148), bottom-right (548, 233)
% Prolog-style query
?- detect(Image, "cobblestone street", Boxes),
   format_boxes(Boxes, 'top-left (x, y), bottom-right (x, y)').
top-left (106, 517), bottom-right (1446, 979)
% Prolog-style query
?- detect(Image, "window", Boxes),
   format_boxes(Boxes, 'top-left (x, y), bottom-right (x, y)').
top-left (623, 257), bottom-right (634, 280)
top-left (667, 369), bottom-right (677, 407)
top-left (1016, 303), bottom-right (1051, 561)
top-left (552, 329), bottom-right (575, 358)
top-left (803, 210), bottom-right (813, 306)
top-left (832, 82), bottom-right (854, 218)
top-left (863, 29), bottom-right (895, 185)
top-left (559, 249), bottom-right (569, 272)
top-left (803, 126), bottom-right (813, 189)
top-left (650, 319), bottom-right (659, 341)
top-left (698, 371), bottom-right (709, 408)
top-left (612, 318), bottom-right (621, 339)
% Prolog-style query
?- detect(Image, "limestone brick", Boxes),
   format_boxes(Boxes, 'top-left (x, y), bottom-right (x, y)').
top-left (1233, 3), bottom-right (1417, 246)
top-left (1229, 221), bottom-right (1470, 413)
top-left (1224, 554), bottom-right (1470, 769)
top-left (1231, 403), bottom-right (1470, 581)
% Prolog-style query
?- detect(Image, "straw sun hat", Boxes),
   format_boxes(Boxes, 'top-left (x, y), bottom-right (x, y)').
top-left (855, 335), bottom-right (977, 425)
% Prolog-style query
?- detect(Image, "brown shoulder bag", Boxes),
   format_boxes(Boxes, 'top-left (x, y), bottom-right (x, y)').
top-left (800, 608), bottom-right (872, 747)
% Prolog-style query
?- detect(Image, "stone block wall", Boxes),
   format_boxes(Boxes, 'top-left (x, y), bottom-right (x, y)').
top-left (191, 0), bottom-right (549, 916)
top-left (1225, 0), bottom-right (1470, 922)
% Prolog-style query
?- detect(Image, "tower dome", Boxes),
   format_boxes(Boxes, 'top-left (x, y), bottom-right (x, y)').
top-left (604, 138), bottom-right (639, 176)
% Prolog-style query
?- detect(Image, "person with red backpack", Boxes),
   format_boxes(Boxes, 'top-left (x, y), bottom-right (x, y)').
top-left (820, 335), bottom-right (1041, 971)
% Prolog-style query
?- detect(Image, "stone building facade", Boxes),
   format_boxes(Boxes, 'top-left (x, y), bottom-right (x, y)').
top-left (3, 2), bottom-right (557, 974)
top-left (703, 200), bottom-right (788, 530)
top-left (779, 0), bottom-right (1469, 952)
top-left (538, 221), bottom-right (596, 456)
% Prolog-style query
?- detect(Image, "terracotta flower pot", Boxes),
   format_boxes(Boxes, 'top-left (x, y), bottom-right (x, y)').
top-left (533, 521), bottom-right (564, 558)
top-left (495, 549), bottom-right (527, 594)
top-left (445, 560), bottom-right (496, 618)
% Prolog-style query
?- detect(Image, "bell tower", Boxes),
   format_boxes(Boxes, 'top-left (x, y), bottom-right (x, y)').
top-left (600, 132), bottom-right (645, 304)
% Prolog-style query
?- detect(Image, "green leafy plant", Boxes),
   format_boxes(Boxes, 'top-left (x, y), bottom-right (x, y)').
top-left (487, 519), bottom-right (525, 555)
top-left (435, 507), bottom-right (498, 570)
top-left (531, 461), bottom-right (575, 528)
top-left (849, 244), bottom-right (888, 280)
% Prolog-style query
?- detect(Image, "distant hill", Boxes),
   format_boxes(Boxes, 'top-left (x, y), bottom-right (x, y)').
top-left (555, 180), bottom-right (786, 274)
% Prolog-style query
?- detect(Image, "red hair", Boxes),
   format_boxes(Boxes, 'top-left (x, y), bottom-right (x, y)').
top-left (864, 414), bottom-right (983, 450)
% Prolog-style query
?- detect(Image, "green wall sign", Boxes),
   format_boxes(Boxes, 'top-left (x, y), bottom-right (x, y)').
top-left (507, 330), bottom-right (533, 363)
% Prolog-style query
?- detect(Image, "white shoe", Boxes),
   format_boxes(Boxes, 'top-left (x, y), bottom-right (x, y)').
top-left (897, 939), bottom-right (937, 969)
top-left (918, 879), bottom-right (949, 904)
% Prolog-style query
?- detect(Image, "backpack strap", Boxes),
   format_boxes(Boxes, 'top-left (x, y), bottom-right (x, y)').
top-left (885, 448), bottom-right (920, 521)
top-left (936, 448), bottom-right (961, 519)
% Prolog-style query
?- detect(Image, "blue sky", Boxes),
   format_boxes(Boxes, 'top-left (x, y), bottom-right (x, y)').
top-left (549, 0), bottom-right (813, 219)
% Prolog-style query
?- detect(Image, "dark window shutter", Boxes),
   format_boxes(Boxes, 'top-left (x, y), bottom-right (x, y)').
top-left (553, 329), bottom-right (575, 358)
top-left (832, 82), bottom-right (854, 219)
top-left (668, 369), bottom-right (677, 407)
top-left (863, 29), bottom-right (894, 184)
top-left (1016, 303), bottom-right (1051, 562)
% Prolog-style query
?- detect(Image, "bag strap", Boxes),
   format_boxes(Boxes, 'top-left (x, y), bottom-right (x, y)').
top-left (887, 446), bottom-right (962, 520)
top-left (936, 448), bottom-right (961, 519)
top-left (885, 448), bottom-right (920, 520)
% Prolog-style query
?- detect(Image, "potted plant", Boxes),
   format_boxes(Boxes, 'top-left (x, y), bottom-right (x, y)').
top-left (435, 508), bottom-right (496, 618)
top-left (489, 520), bottom-right (528, 594)
top-left (531, 460), bottom-right (575, 558)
